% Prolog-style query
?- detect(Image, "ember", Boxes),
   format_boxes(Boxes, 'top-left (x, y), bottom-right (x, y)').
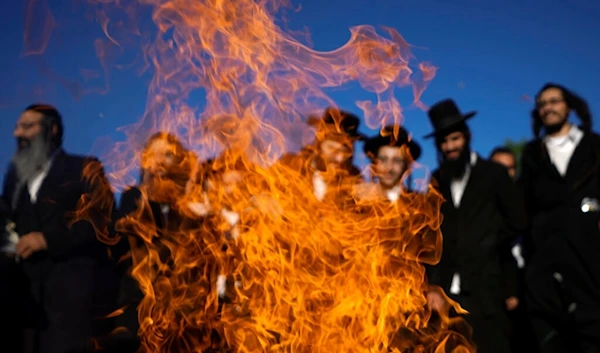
top-left (68, 0), bottom-right (474, 351)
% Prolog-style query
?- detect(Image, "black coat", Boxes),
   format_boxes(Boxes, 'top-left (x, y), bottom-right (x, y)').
top-left (1, 149), bottom-right (116, 353)
top-left (428, 156), bottom-right (526, 313)
top-left (519, 132), bottom-right (600, 339)
top-left (105, 186), bottom-right (219, 353)
top-left (427, 155), bottom-right (527, 353)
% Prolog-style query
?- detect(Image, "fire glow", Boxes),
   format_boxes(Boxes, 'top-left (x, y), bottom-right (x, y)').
top-left (26, 0), bottom-right (475, 351)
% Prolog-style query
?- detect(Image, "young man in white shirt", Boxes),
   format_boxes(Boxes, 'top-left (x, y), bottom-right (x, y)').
top-left (360, 125), bottom-right (422, 202)
top-left (519, 83), bottom-right (600, 353)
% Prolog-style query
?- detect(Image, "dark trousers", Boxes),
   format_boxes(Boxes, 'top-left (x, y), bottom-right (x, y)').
top-left (530, 315), bottom-right (600, 353)
top-left (526, 272), bottom-right (600, 353)
top-left (450, 293), bottom-right (510, 353)
top-left (100, 272), bottom-right (142, 353)
top-left (506, 303), bottom-right (538, 353)
top-left (22, 264), bottom-right (97, 353)
top-left (0, 254), bottom-right (26, 353)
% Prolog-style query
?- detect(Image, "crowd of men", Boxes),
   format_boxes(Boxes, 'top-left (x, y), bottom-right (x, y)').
top-left (1, 82), bottom-right (599, 353)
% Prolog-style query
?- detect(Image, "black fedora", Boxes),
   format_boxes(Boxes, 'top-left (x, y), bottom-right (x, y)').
top-left (423, 99), bottom-right (476, 138)
top-left (307, 107), bottom-right (366, 140)
top-left (363, 125), bottom-right (422, 161)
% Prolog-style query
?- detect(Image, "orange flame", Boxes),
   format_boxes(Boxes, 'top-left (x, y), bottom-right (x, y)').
top-left (31, 0), bottom-right (478, 351)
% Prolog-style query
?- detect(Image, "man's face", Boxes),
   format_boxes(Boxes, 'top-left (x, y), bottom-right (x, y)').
top-left (440, 131), bottom-right (467, 161)
top-left (12, 110), bottom-right (54, 183)
top-left (14, 110), bottom-right (45, 151)
top-left (491, 152), bottom-right (516, 179)
top-left (537, 87), bottom-right (569, 129)
top-left (222, 170), bottom-right (244, 195)
top-left (374, 146), bottom-right (407, 188)
top-left (319, 138), bottom-right (353, 170)
top-left (142, 139), bottom-right (179, 177)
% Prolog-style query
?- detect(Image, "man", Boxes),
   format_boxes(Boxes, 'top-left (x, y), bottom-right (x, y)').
top-left (490, 146), bottom-right (538, 353)
top-left (489, 147), bottom-right (517, 179)
top-left (106, 132), bottom-right (213, 353)
top-left (424, 99), bottom-right (526, 353)
top-left (275, 107), bottom-right (365, 204)
top-left (519, 83), bottom-right (600, 353)
top-left (361, 124), bottom-right (422, 201)
top-left (2, 104), bottom-right (116, 353)
top-left (489, 147), bottom-right (522, 310)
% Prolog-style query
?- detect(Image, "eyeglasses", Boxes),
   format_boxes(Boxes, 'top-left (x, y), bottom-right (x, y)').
top-left (15, 121), bottom-right (43, 131)
top-left (536, 98), bottom-right (564, 108)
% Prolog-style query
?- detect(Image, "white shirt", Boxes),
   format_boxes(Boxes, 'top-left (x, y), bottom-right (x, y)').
top-left (160, 204), bottom-right (170, 215)
top-left (449, 152), bottom-right (478, 295)
top-left (27, 159), bottom-right (54, 203)
top-left (312, 172), bottom-right (327, 201)
top-left (218, 208), bottom-right (241, 297)
top-left (1, 222), bottom-right (19, 254)
top-left (450, 152), bottom-right (478, 208)
top-left (160, 204), bottom-right (170, 228)
top-left (512, 244), bottom-right (525, 269)
top-left (221, 208), bottom-right (240, 240)
top-left (385, 185), bottom-right (402, 203)
top-left (544, 124), bottom-right (583, 176)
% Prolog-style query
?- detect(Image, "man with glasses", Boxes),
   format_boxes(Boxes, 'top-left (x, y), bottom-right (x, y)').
top-left (2, 104), bottom-right (116, 353)
top-left (519, 83), bottom-right (600, 353)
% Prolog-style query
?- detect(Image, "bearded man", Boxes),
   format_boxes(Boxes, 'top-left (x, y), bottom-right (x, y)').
top-left (519, 83), bottom-right (600, 353)
top-left (274, 107), bottom-right (365, 205)
top-left (424, 99), bottom-right (526, 353)
top-left (1, 104), bottom-right (115, 353)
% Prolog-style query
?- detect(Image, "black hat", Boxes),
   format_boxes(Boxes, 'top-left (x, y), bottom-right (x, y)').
top-left (423, 99), bottom-right (476, 138)
top-left (307, 107), bottom-right (366, 140)
top-left (363, 125), bottom-right (421, 161)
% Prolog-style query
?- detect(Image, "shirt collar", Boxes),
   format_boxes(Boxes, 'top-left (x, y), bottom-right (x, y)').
top-left (469, 152), bottom-right (478, 166)
top-left (386, 185), bottom-right (402, 202)
top-left (545, 124), bottom-right (584, 147)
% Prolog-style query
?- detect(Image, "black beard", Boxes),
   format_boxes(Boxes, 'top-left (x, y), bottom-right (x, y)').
top-left (543, 115), bottom-right (569, 135)
top-left (440, 145), bottom-right (471, 181)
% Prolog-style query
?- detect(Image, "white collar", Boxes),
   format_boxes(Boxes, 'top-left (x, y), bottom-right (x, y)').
top-left (450, 152), bottom-right (477, 183)
top-left (385, 185), bottom-right (402, 202)
top-left (469, 152), bottom-right (478, 166)
top-left (545, 124), bottom-right (583, 147)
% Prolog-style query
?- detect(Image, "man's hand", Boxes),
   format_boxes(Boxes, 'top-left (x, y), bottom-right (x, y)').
top-left (427, 291), bottom-right (445, 312)
top-left (16, 232), bottom-right (47, 259)
top-left (505, 296), bottom-right (519, 311)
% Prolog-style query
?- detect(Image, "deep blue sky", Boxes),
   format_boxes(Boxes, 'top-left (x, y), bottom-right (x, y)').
top-left (1, 0), bottom-right (599, 189)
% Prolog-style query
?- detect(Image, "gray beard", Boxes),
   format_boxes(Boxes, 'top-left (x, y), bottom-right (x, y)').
top-left (12, 134), bottom-right (52, 188)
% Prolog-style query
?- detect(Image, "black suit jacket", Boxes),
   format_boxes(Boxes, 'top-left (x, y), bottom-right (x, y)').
top-left (519, 132), bottom-right (600, 335)
top-left (2, 150), bottom-right (115, 264)
top-left (1, 149), bottom-right (116, 352)
top-left (428, 155), bottom-right (527, 315)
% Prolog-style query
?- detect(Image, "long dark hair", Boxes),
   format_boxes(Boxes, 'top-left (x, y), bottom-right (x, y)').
top-left (531, 83), bottom-right (592, 138)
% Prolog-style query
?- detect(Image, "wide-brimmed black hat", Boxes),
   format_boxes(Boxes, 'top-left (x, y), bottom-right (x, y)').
top-left (423, 99), bottom-right (476, 138)
top-left (363, 125), bottom-right (422, 161)
top-left (307, 107), bottom-right (366, 140)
